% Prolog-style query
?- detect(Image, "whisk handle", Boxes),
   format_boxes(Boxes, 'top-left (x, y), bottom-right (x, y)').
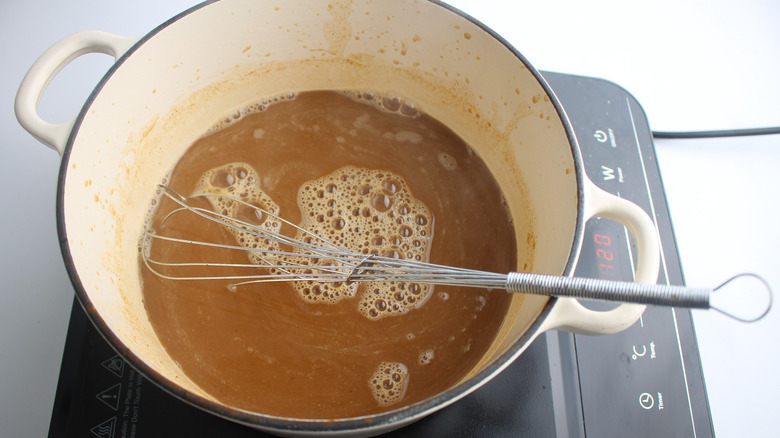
top-left (505, 272), bottom-right (711, 309)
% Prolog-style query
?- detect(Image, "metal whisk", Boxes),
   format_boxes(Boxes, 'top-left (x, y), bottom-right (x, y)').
top-left (142, 185), bottom-right (772, 322)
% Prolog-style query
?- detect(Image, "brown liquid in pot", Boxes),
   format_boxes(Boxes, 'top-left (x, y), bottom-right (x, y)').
top-left (141, 90), bottom-right (516, 419)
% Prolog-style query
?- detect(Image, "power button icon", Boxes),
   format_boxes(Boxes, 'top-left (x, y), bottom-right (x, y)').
top-left (639, 392), bottom-right (655, 410)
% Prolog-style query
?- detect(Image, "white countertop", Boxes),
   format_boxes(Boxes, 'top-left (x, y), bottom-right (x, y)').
top-left (2, 1), bottom-right (778, 437)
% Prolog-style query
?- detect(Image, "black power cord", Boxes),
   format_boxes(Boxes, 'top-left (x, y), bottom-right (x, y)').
top-left (652, 126), bottom-right (780, 139)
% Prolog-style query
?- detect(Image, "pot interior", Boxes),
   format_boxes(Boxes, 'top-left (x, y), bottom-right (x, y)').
top-left (61, 0), bottom-right (579, 422)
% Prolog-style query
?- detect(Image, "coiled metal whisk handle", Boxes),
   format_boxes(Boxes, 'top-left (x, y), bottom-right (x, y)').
top-left (505, 272), bottom-right (773, 323)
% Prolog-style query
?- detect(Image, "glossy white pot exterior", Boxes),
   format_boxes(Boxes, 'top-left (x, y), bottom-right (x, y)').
top-left (16, 0), bottom-right (660, 435)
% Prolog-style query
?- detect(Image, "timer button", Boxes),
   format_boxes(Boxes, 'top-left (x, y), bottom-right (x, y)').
top-left (639, 392), bottom-right (655, 410)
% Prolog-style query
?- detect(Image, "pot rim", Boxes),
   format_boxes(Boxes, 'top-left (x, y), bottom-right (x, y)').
top-left (55, 0), bottom-right (586, 433)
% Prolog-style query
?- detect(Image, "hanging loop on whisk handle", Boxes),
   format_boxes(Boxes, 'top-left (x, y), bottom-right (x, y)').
top-left (505, 272), bottom-right (711, 309)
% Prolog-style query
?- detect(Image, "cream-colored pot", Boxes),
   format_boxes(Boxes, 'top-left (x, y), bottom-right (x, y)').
top-left (16, 0), bottom-right (660, 436)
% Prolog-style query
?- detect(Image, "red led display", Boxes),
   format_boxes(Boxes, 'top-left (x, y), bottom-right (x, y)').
top-left (594, 233), bottom-right (615, 272)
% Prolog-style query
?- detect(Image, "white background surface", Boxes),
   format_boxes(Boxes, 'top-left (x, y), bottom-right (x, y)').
top-left (2, 1), bottom-right (778, 437)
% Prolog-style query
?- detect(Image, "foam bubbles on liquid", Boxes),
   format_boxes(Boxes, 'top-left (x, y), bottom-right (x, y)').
top-left (338, 90), bottom-right (421, 118)
top-left (384, 130), bottom-right (423, 144)
top-left (142, 174), bottom-right (170, 247)
top-left (437, 152), bottom-right (458, 171)
top-left (203, 92), bottom-right (298, 137)
top-left (369, 362), bottom-right (409, 407)
top-left (193, 164), bottom-right (355, 303)
top-left (296, 166), bottom-right (434, 318)
top-left (193, 163), bottom-right (282, 267)
top-left (191, 163), bottom-right (435, 314)
top-left (418, 349), bottom-right (434, 365)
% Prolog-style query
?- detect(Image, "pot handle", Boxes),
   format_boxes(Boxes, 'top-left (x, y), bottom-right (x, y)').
top-left (539, 179), bottom-right (661, 335)
top-left (15, 31), bottom-right (138, 155)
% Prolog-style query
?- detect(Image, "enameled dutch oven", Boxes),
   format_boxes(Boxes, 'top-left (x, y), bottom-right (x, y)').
top-left (16, 0), bottom-right (659, 435)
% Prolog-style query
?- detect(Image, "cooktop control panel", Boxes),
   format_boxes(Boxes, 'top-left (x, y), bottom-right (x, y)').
top-left (544, 72), bottom-right (713, 438)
